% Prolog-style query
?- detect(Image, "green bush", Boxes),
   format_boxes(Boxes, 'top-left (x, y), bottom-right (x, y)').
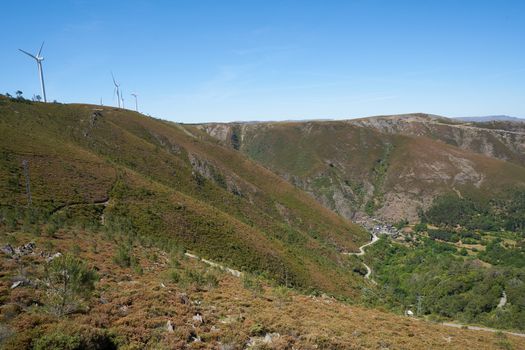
top-left (479, 241), bottom-right (525, 268)
top-left (414, 222), bottom-right (427, 233)
top-left (394, 218), bottom-right (408, 230)
top-left (249, 323), bottom-right (269, 336)
top-left (172, 267), bottom-right (220, 290)
top-left (32, 325), bottom-right (117, 350)
top-left (33, 332), bottom-right (81, 350)
top-left (242, 274), bottom-right (264, 295)
top-left (273, 285), bottom-right (292, 304)
top-left (169, 270), bottom-right (181, 283)
top-left (428, 229), bottom-right (459, 243)
top-left (112, 242), bottom-right (138, 268)
top-left (43, 254), bottom-right (98, 316)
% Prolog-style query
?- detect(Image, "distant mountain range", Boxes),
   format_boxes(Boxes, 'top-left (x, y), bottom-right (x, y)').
top-left (455, 115), bottom-right (525, 122)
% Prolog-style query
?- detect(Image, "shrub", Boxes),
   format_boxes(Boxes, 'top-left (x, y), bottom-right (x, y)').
top-left (414, 222), bottom-right (427, 233)
top-left (249, 323), bottom-right (269, 336)
top-left (112, 242), bottom-right (135, 267)
top-left (175, 268), bottom-right (219, 291)
top-left (43, 254), bottom-right (98, 316)
top-left (72, 244), bottom-right (81, 256)
top-left (169, 270), bottom-right (181, 283)
top-left (428, 229), bottom-right (459, 243)
top-left (394, 218), bottom-right (408, 230)
top-left (273, 285), bottom-right (292, 305)
top-left (33, 331), bottom-right (81, 350)
top-left (32, 325), bottom-right (117, 350)
top-left (242, 274), bottom-right (264, 295)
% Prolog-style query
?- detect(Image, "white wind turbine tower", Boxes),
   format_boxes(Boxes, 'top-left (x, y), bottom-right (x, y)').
top-left (131, 93), bottom-right (138, 112)
top-left (111, 72), bottom-right (121, 108)
top-left (19, 42), bottom-right (47, 102)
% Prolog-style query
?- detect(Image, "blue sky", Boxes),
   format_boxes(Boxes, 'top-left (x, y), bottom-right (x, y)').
top-left (1, 0), bottom-right (524, 122)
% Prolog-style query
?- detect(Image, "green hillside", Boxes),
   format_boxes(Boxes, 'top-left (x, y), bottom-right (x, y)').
top-left (0, 95), bottom-right (368, 297)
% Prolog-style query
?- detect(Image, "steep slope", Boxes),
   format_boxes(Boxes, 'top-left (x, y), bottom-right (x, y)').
top-left (0, 95), bottom-right (367, 297)
top-left (195, 115), bottom-right (525, 222)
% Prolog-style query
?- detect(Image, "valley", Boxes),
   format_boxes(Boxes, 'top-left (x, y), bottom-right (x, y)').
top-left (195, 114), bottom-right (525, 223)
top-left (3, 1), bottom-right (524, 348)
top-left (0, 96), bottom-right (524, 349)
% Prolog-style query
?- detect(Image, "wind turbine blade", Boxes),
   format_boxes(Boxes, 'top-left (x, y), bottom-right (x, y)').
top-left (111, 71), bottom-right (117, 86)
top-left (19, 49), bottom-right (37, 59)
top-left (37, 41), bottom-right (45, 57)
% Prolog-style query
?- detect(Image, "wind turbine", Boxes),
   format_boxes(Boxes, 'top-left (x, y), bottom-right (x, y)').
top-left (131, 93), bottom-right (138, 112)
top-left (111, 72), bottom-right (121, 108)
top-left (19, 42), bottom-right (47, 102)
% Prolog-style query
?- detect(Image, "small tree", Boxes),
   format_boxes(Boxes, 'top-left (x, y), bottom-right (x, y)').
top-left (43, 254), bottom-right (98, 316)
top-left (15, 90), bottom-right (23, 99)
top-left (35, 94), bottom-right (42, 102)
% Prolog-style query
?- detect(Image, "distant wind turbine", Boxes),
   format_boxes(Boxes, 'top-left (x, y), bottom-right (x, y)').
top-left (19, 42), bottom-right (47, 102)
top-left (131, 93), bottom-right (138, 112)
top-left (111, 72), bottom-right (121, 108)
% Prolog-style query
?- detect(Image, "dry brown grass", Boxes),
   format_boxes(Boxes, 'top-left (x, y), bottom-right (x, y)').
top-left (1, 229), bottom-right (524, 349)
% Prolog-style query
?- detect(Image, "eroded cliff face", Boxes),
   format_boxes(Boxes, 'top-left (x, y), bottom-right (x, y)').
top-left (196, 115), bottom-right (525, 223)
top-left (347, 114), bottom-right (525, 166)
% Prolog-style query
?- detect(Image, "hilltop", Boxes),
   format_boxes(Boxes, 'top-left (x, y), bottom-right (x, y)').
top-left (455, 115), bottom-right (525, 123)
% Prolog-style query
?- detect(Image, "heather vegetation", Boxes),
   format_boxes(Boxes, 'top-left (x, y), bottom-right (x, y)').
top-left (3, 224), bottom-right (522, 349)
top-left (2, 96), bottom-right (525, 347)
top-left (0, 95), bottom-right (367, 298)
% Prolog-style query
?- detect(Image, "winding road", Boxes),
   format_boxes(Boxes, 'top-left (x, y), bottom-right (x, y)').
top-left (348, 233), bottom-right (525, 338)
top-left (344, 232), bottom-right (380, 283)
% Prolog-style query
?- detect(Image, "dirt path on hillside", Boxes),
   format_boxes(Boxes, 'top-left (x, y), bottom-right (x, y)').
top-left (344, 232), bottom-right (379, 284)
top-left (184, 252), bottom-right (242, 277)
top-left (440, 322), bottom-right (525, 338)
top-left (49, 197), bottom-right (110, 215)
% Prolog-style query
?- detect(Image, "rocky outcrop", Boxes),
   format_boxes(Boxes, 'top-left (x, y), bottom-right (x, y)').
top-left (187, 152), bottom-right (256, 201)
top-left (347, 114), bottom-right (525, 166)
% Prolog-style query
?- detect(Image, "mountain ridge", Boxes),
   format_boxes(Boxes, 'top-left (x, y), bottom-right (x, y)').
top-left (196, 113), bottom-right (525, 222)
top-left (455, 115), bottom-right (525, 123)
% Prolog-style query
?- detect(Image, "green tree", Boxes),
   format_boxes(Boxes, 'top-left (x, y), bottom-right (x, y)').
top-left (43, 254), bottom-right (98, 316)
